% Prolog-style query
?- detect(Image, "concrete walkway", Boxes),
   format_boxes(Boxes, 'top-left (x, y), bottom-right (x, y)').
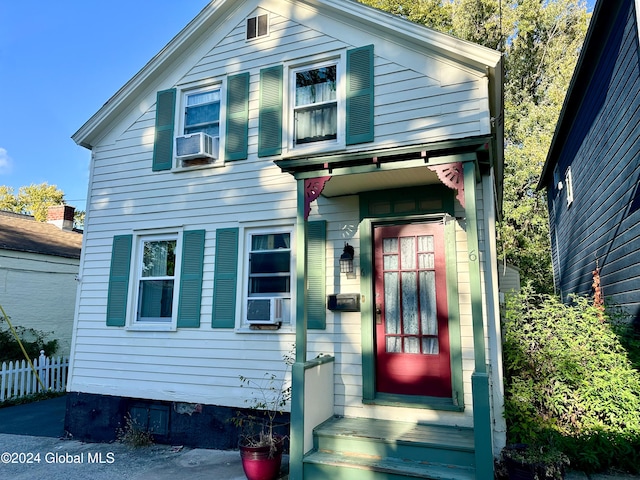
top-left (0, 432), bottom-right (257, 480)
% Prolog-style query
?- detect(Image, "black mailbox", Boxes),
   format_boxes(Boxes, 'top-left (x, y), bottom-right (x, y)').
top-left (327, 293), bottom-right (361, 312)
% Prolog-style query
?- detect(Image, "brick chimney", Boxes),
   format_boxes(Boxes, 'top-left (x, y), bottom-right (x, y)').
top-left (47, 205), bottom-right (75, 231)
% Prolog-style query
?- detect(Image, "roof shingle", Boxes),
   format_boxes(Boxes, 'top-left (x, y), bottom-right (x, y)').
top-left (0, 211), bottom-right (82, 259)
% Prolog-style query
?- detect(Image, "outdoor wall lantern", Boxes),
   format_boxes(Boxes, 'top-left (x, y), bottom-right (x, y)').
top-left (339, 243), bottom-right (355, 274)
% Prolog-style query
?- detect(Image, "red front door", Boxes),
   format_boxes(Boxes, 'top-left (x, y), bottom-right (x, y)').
top-left (374, 223), bottom-right (452, 398)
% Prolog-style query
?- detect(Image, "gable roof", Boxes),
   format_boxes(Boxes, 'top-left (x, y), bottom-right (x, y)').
top-left (538, 0), bottom-right (634, 189)
top-left (72, 0), bottom-right (503, 150)
top-left (0, 211), bottom-right (83, 260)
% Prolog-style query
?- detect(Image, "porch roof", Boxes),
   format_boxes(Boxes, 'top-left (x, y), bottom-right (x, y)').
top-left (275, 136), bottom-right (491, 198)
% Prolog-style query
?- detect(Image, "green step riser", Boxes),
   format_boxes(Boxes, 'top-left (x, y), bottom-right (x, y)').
top-left (303, 462), bottom-right (469, 480)
top-left (314, 435), bottom-right (475, 468)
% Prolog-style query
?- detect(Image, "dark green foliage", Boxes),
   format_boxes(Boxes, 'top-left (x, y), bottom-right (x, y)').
top-left (0, 317), bottom-right (58, 363)
top-left (611, 310), bottom-right (640, 371)
top-left (500, 443), bottom-right (569, 480)
top-left (503, 289), bottom-right (640, 473)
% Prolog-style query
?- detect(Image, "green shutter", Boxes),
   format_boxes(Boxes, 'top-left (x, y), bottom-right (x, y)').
top-left (258, 65), bottom-right (283, 157)
top-left (346, 45), bottom-right (374, 145)
top-left (106, 235), bottom-right (133, 327)
top-left (177, 230), bottom-right (206, 328)
top-left (225, 73), bottom-right (250, 161)
top-left (152, 88), bottom-right (176, 171)
top-left (307, 221), bottom-right (326, 329)
top-left (212, 228), bottom-right (239, 328)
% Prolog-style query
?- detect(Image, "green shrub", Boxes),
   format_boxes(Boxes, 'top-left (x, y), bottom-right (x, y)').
top-left (503, 289), bottom-right (640, 473)
top-left (0, 316), bottom-right (58, 363)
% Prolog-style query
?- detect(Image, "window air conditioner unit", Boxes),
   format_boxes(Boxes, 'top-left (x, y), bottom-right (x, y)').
top-left (247, 298), bottom-right (284, 325)
top-left (176, 132), bottom-right (218, 161)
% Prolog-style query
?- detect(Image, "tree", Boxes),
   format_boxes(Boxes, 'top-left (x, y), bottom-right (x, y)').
top-left (357, 0), bottom-right (589, 292)
top-left (74, 210), bottom-right (86, 230)
top-left (358, 0), bottom-right (453, 30)
top-left (450, 0), bottom-right (505, 50)
top-left (501, 0), bottom-right (588, 293)
top-left (0, 182), bottom-right (66, 221)
top-left (0, 185), bottom-right (20, 212)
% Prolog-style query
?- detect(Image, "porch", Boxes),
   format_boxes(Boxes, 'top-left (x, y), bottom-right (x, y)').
top-left (278, 138), bottom-right (502, 480)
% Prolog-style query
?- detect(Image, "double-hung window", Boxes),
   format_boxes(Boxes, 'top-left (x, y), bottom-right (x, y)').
top-left (136, 235), bottom-right (179, 323)
top-left (184, 88), bottom-right (221, 138)
top-left (107, 229), bottom-right (205, 329)
top-left (211, 222), bottom-right (327, 330)
top-left (175, 86), bottom-right (221, 166)
top-left (244, 229), bottom-right (292, 326)
top-left (249, 232), bottom-right (291, 295)
top-left (153, 73), bottom-right (249, 171)
top-left (293, 63), bottom-right (338, 146)
top-left (257, 45), bottom-right (372, 158)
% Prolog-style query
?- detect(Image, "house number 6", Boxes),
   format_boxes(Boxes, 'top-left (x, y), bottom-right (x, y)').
top-left (469, 250), bottom-right (477, 262)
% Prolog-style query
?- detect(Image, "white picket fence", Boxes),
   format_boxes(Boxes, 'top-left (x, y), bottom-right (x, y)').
top-left (0, 350), bottom-right (69, 402)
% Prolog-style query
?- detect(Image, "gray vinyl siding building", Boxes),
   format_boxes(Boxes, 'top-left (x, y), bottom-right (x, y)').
top-left (540, 0), bottom-right (640, 323)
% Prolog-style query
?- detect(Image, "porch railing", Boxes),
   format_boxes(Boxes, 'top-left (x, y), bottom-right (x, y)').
top-left (303, 354), bottom-right (335, 454)
top-left (0, 350), bottom-right (69, 402)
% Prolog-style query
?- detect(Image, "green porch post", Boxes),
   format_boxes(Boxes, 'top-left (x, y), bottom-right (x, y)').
top-left (463, 160), bottom-right (494, 479)
top-left (290, 178), bottom-right (307, 480)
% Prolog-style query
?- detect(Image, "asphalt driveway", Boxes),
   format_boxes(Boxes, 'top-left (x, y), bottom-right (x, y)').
top-left (0, 395), bottom-right (66, 437)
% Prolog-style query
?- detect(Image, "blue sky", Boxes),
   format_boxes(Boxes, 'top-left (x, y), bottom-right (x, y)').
top-left (0, 1), bottom-right (210, 212)
top-left (0, 0), bottom-right (596, 214)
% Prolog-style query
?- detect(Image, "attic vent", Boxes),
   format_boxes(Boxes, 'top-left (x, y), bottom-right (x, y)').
top-left (247, 14), bottom-right (268, 40)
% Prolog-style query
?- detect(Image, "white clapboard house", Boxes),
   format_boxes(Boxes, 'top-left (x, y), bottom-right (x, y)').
top-left (69, 1), bottom-right (504, 478)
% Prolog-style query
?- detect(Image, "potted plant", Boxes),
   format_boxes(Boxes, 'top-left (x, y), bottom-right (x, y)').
top-left (231, 346), bottom-right (293, 480)
top-left (501, 443), bottom-right (569, 480)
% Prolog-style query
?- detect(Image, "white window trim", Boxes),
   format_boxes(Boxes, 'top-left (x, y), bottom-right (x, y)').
top-left (565, 166), bottom-right (574, 206)
top-left (235, 223), bottom-right (296, 333)
top-left (284, 52), bottom-right (346, 157)
top-left (174, 79), bottom-right (227, 170)
top-left (127, 228), bottom-right (184, 332)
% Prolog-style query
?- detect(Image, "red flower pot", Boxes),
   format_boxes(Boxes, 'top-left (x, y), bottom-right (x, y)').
top-left (239, 439), bottom-right (283, 480)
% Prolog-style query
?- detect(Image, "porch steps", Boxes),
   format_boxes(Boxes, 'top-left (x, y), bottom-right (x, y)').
top-left (303, 416), bottom-right (476, 480)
